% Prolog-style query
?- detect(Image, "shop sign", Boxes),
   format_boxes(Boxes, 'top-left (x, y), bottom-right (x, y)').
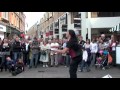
top-left (0, 25), bottom-right (6, 32)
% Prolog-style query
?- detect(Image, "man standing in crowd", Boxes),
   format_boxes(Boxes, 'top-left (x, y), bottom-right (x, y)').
top-left (101, 34), bottom-right (107, 42)
top-left (62, 38), bottom-right (70, 67)
top-left (47, 40), bottom-right (51, 66)
top-left (29, 37), bottom-right (39, 68)
top-left (22, 39), bottom-right (30, 66)
top-left (90, 38), bottom-right (98, 67)
top-left (12, 37), bottom-right (22, 63)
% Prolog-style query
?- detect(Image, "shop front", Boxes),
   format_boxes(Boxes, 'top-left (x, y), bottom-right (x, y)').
top-left (91, 28), bottom-right (112, 39)
top-left (6, 26), bottom-right (21, 39)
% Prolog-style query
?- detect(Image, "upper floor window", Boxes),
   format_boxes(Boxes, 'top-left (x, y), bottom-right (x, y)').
top-left (2, 12), bottom-right (9, 20)
top-left (91, 12), bottom-right (120, 18)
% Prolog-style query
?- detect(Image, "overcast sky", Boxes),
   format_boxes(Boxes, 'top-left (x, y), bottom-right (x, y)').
top-left (24, 12), bottom-right (45, 31)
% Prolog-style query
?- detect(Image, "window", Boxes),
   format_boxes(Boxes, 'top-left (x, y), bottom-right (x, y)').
top-left (46, 12), bottom-right (49, 20)
top-left (52, 12), bottom-right (54, 17)
top-left (54, 20), bottom-right (59, 29)
top-left (11, 13), bottom-right (14, 25)
top-left (50, 23), bottom-right (53, 31)
top-left (86, 12), bottom-right (88, 18)
top-left (63, 34), bottom-right (66, 38)
top-left (54, 29), bottom-right (59, 34)
top-left (60, 14), bottom-right (67, 25)
top-left (91, 12), bottom-right (120, 17)
top-left (62, 24), bottom-right (67, 32)
top-left (17, 18), bottom-right (19, 27)
top-left (2, 12), bottom-right (8, 20)
top-left (49, 12), bottom-right (53, 18)
top-left (15, 15), bottom-right (16, 26)
top-left (74, 18), bottom-right (81, 28)
top-left (91, 12), bottom-right (98, 18)
top-left (56, 35), bottom-right (59, 39)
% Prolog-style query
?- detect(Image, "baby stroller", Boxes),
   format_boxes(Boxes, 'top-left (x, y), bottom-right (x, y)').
top-left (95, 49), bottom-right (110, 70)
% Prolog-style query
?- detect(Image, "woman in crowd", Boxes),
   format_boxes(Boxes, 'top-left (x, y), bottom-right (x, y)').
top-left (50, 39), bottom-right (59, 67)
top-left (1, 38), bottom-right (11, 71)
top-left (84, 39), bottom-right (91, 67)
top-left (54, 30), bottom-right (82, 78)
top-left (58, 39), bottom-right (64, 65)
top-left (46, 40), bottom-right (51, 66)
top-left (109, 35), bottom-right (117, 66)
top-left (40, 41), bottom-right (49, 67)
top-left (99, 39), bottom-right (105, 51)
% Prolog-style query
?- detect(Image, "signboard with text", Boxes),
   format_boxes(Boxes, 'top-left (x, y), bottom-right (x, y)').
top-left (0, 25), bottom-right (6, 32)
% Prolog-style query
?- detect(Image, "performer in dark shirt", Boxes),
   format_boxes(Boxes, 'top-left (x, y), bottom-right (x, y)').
top-left (54, 30), bottom-right (82, 78)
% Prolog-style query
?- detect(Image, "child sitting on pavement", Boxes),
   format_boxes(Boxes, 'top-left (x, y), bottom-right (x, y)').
top-left (6, 57), bottom-right (15, 72)
top-left (12, 58), bottom-right (24, 76)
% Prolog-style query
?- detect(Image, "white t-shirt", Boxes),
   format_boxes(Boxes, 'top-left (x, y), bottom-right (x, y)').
top-left (50, 43), bottom-right (59, 51)
top-left (112, 42), bottom-right (116, 51)
top-left (90, 42), bottom-right (98, 53)
top-left (82, 50), bottom-right (88, 62)
top-left (46, 43), bottom-right (51, 50)
top-left (50, 43), bottom-right (59, 54)
top-left (41, 44), bottom-right (47, 51)
top-left (84, 43), bottom-right (90, 49)
top-left (25, 43), bottom-right (29, 51)
top-left (63, 42), bottom-right (67, 49)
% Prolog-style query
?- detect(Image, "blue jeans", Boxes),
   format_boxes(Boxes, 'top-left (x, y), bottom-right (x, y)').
top-left (90, 53), bottom-right (96, 67)
top-left (13, 52), bottom-right (21, 63)
top-left (65, 55), bottom-right (70, 67)
top-left (80, 60), bottom-right (90, 71)
top-left (30, 53), bottom-right (39, 68)
top-left (0, 55), bottom-right (5, 64)
top-left (0, 55), bottom-right (5, 70)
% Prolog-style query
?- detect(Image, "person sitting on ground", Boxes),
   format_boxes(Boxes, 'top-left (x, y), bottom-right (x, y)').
top-left (6, 57), bottom-right (15, 72)
top-left (12, 58), bottom-right (24, 76)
